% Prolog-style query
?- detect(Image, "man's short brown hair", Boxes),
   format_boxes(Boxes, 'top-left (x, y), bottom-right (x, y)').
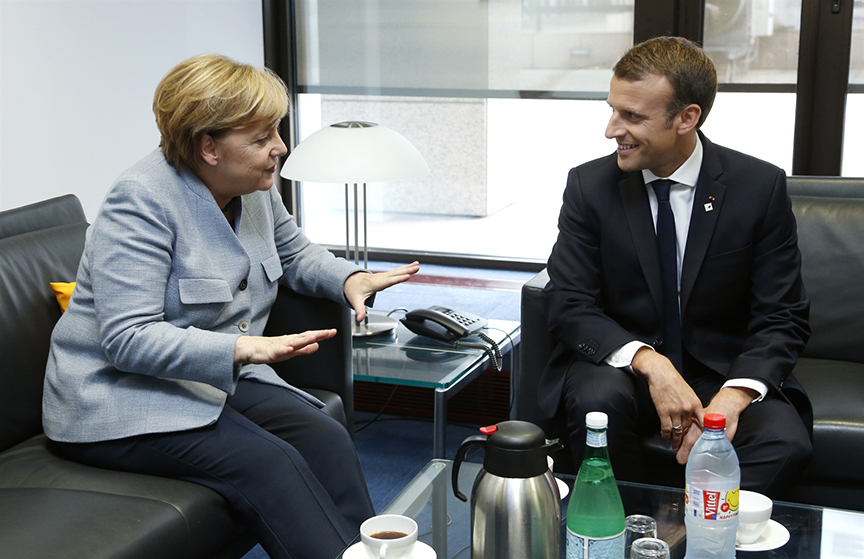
top-left (153, 54), bottom-right (289, 170)
top-left (614, 36), bottom-right (717, 129)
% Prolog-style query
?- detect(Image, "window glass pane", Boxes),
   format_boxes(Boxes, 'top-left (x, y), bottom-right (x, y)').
top-left (850, 2), bottom-right (864, 85)
top-left (843, 94), bottom-right (864, 177)
top-left (296, 0), bottom-right (632, 95)
top-left (298, 94), bottom-right (613, 261)
top-left (843, 2), bottom-right (863, 177)
top-left (701, 92), bottom-right (796, 173)
top-left (294, 0), bottom-right (635, 262)
top-left (703, 0), bottom-right (802, 84)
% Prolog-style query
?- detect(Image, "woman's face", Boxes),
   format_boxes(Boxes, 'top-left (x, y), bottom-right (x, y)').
top-left (210, 121), bottom-right (288, 199)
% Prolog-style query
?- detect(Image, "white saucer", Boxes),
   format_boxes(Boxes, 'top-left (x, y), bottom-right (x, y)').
top-left (736, 519), bottom-right (790, 552)
top-left (343, 540), bottom-right (437, 559)
top-left (556, 477), bottom-right (570, 500)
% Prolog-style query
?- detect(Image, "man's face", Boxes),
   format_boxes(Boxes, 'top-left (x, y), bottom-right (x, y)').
top-left (605, 74), bottom-right (690, 178)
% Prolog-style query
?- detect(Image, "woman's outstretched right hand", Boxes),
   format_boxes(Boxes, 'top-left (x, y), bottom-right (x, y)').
top-left (234, 329), bottom-right (337, 365)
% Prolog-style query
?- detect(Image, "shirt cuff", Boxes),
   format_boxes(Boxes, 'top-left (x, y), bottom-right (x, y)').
top-left (605, 340), bottom-right (653, 370)
top-left (722, 379), bottom-right (768, 402)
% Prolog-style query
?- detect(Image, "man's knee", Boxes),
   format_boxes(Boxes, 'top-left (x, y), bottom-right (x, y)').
top-left (562, 362), bottom-right (639, 423)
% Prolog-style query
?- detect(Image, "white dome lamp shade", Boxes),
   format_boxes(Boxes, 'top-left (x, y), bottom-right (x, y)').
top-left (280, 121), bottom-right (430, 336)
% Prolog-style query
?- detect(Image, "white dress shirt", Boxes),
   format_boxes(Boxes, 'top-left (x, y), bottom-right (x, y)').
top-left (604, 136), bottom-right (767, 401)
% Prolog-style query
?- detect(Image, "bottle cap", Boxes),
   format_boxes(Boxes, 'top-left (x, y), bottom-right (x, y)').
top-left (703, 413), bottom-right (726, 430)
top-left (585, 411), bottom-right (608, 430)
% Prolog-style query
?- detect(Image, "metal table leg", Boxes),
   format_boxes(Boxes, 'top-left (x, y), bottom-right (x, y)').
top-left (433, 387), bottom-right (448, 459)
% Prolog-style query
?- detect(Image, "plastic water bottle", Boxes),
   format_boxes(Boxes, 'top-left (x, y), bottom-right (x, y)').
top-left (566, 411), bottom-right (625, 559)
top-left (684, 413), bottom-right (740, 559)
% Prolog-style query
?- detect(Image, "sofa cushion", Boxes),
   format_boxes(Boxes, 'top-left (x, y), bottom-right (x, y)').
top-left (0, 487), bottom-right (198, 559)
top-left (0, 487), bottom-right (190, 559)
top-left (0, 435), bottom-right (250, 558)
top-left (792, 196), bottom-right (864, 364)
top-left (792, 357), bottom-right (864, 485)
top-left (0, 222), bottom-right (88, 452)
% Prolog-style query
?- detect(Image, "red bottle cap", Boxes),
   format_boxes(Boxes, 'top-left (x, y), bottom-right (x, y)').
top-left (479, 425), bottom-right (498, 435)
top-left (703, 413), bottom-right (726, 430)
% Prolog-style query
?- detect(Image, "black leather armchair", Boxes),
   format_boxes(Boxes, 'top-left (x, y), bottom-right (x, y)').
top-left (0, 195), bottom-right (354, 558)
top-left (517, 177), bottom-right (864, 512)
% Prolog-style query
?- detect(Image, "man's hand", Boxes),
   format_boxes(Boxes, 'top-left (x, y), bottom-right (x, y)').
top-left (631, 347), bottom-right (702, 451)
top-left (343, 261), bottom-right (420, 321)
top-left (234, 329), bottom-right (337, 365)
top-left (675, 386), bottom-right (757, 464)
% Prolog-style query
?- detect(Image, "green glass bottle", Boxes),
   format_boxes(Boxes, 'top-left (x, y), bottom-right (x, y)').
top-left (566, 411), bottom-right (625, 559)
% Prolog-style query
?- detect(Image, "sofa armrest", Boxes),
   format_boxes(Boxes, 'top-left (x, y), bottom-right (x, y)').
top-left (263, 286), bottom-right (354, 431)
top-left (515, 269), bottom-right (554, 425)
top-left (0, 194), bottom-right (86, 239)
top-left (787, 176), bottom-right (864, 199)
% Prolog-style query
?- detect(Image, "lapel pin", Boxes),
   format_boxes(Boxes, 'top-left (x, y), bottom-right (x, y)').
top-left (704, 203), bottom-right (714, 212)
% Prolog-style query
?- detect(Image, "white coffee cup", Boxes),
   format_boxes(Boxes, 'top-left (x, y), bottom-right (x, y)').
top-left (737, 490), bottom-right (773, 545)
top-left (360, 514), bottom-right (418, 559)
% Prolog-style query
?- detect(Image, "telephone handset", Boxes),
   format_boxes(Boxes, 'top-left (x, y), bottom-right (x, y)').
top-left (400, 306), bottom-right (488, 342)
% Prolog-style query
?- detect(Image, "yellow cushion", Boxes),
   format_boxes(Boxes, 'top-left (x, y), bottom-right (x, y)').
top-left (50, 282), bottom-right (75, 312)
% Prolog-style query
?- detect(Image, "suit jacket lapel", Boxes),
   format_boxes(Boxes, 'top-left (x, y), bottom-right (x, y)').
top-left (620, 172), bottom-right (664, 315)
top-left (681, 135), bottom-right (726, 315)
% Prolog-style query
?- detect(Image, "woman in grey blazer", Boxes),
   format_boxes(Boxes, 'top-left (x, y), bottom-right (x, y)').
top-left (42, 54), bottom-right (418, 559)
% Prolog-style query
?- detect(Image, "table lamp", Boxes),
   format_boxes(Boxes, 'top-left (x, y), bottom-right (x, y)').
top-left (280, 120), bottom-right (430, 336)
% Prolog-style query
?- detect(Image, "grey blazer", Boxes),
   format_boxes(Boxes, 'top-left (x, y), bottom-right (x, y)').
top-left (43, 150), bottom-right (361, 443)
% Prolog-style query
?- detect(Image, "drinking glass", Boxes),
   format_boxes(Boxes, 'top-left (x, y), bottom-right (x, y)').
top-left (625, 514), bottom-right (658, 557)
top-left (630, 537), bottom-right (670, 559)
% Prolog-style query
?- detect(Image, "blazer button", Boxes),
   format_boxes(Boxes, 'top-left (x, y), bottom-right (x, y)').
top-left (239, 279), bottom-right (248, 291)
top-left (239, 321), bottom-right (249, 333)
top-left (654, 339), bottom-right (663, 348)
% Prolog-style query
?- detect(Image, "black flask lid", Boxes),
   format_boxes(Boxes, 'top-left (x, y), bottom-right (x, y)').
top-left (483, 420), bottom-right (548, 478)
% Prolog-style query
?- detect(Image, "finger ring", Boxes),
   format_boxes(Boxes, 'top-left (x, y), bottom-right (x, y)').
top-left (672, 424), bottom-right (683, 431)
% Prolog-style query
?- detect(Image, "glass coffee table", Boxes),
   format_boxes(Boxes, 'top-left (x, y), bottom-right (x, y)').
top-left (353, 314), bottom-right (520, 458)
top-left (340, 459), bottom-right (864, 558)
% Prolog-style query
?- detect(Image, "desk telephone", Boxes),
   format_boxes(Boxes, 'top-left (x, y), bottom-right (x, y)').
top-left (400, 306), bottom-right (502, 372)
top-left (400, 306), bottom-right (488, 342)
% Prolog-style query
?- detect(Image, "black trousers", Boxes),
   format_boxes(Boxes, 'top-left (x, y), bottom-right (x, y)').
top-left (54, 379), bottom-right (375, 559)
top-left (561, 356), bottom-right (812, 498)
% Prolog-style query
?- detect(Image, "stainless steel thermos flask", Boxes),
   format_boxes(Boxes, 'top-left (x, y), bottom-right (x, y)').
top-left (452, 420), bottom-right (562, 559)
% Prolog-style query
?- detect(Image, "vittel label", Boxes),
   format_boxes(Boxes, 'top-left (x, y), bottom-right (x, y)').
top-left (566, 528), bottom-right (624, 559)
top-left (685, 483), bottom-right (739, 521)
top-left (586, 430), bottom-right (606, 448)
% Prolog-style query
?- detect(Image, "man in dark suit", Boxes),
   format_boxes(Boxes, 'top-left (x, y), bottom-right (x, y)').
top-left (540, 36), bottom-right (812, 496)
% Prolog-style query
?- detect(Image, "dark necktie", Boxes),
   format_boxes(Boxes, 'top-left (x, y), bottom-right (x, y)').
top-left (652, 179), bottom-right (683, 373)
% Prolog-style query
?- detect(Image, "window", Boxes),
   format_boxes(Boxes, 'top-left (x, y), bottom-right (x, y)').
top-left (283, 0), bottom-right (862, 265)
top-left (294, 0), bottom-right (634, 263)
top-left (843, 2), bottom-right (864, 176)
top-left (701, 0), bottom-right (802, 173)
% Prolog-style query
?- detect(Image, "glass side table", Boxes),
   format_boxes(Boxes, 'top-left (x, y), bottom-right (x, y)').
top-left (353, 313), bottom-right (521, 458)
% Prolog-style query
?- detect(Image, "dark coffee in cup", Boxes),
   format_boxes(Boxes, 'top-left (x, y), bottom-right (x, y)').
top-left (371, 531), bottom-right (407, 540)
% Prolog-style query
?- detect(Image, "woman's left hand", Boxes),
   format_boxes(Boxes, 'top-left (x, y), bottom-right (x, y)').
top-left (234, 329), bottom-right (337, 365)
top-left (344, 261), bottom-right (420, 321)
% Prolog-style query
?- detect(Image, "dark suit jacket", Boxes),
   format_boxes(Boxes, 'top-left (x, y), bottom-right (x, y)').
top-left (539, 133), bottom-right (812, 430)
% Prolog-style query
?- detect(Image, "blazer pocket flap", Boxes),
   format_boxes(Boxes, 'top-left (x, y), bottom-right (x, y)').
top-left (262, 254), bottom-right (284, 283)
top-left (179, 278), bottom-right (233, 304)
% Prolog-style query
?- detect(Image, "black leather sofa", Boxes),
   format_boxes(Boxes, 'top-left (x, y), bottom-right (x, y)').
top-left (0, 195), bottom-right (354, 558)
top-left (517, 176), bottom-right (864, 512)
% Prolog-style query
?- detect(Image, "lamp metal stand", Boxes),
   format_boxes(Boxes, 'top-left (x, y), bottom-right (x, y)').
top-left (347, 181), bottom-right (398, 337)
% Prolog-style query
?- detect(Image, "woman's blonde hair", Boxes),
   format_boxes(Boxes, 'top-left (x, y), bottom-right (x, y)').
top-left (153, 54), bottom-right (289, 170)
